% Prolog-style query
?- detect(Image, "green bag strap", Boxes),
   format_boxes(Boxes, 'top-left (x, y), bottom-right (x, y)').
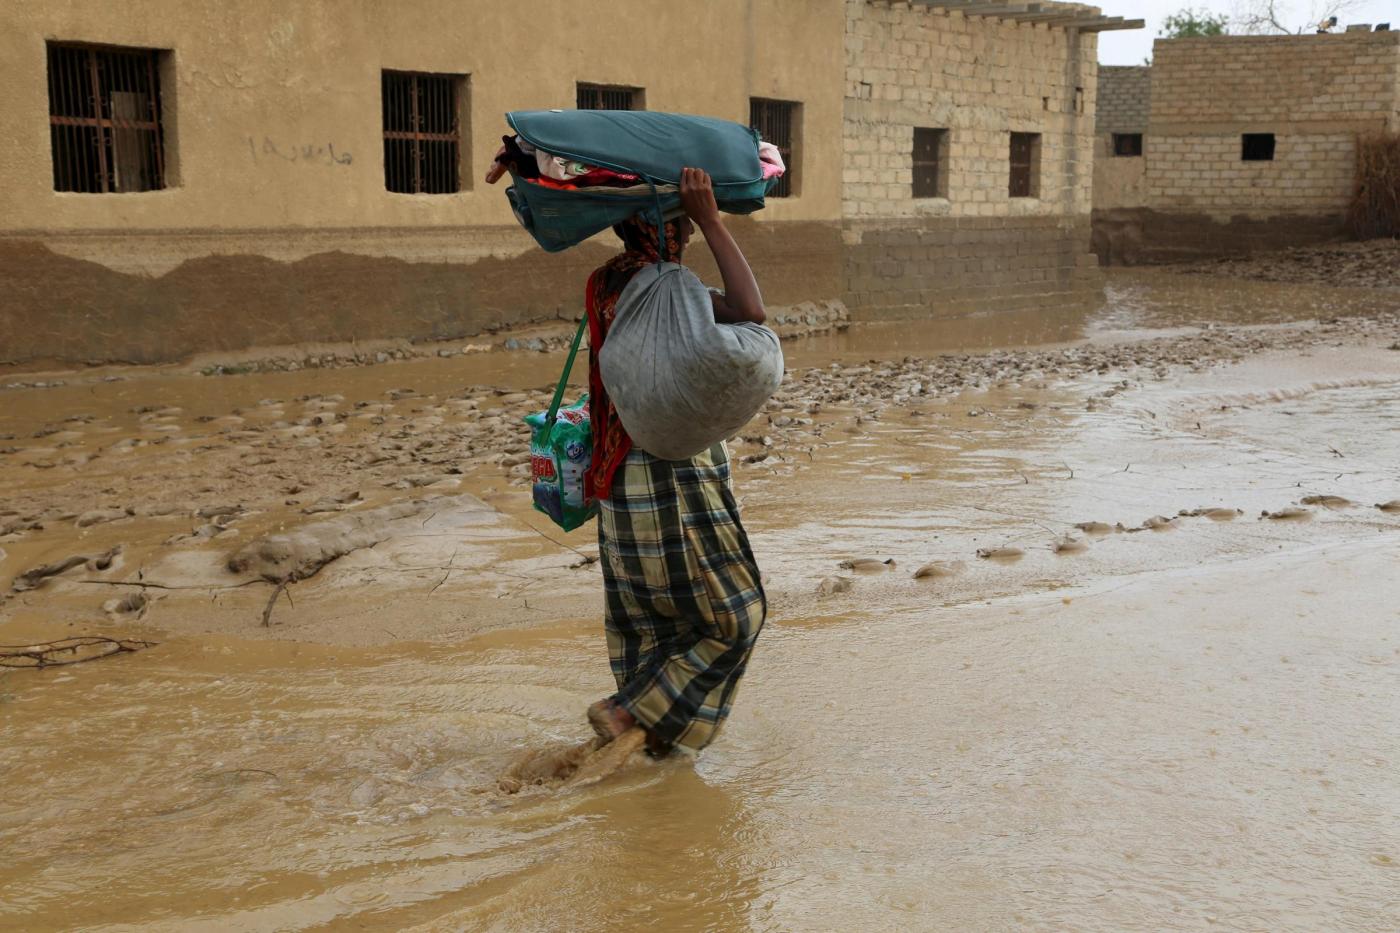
top-left (542, 312), bottom-right (589, 443)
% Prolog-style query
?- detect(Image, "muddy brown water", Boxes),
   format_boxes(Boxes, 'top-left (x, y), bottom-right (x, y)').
top-left (3, 269), bottom-right (1400, 930)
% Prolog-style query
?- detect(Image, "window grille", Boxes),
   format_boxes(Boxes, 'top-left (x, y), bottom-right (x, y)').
top-left (1113, 133), bottom-right (1143, 157)
top-left (382, 71), bottom-right (463, 194)
top-left (750, 98), bottom-right (799, 198)
top-left (46, 42), bottom-right (165, 193)
top-left (1241, 133), bottom-right (1276, 161)
top-left (576, 84), bottom-right (643, 111)
top-left (913, 127), bottom-right (949, 198)
top-left (1009, 132), bottom-right (1041, 198)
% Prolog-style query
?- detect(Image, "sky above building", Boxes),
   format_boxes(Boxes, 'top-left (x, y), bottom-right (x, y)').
top-left (1096, 1), bottom-right (1394, 64)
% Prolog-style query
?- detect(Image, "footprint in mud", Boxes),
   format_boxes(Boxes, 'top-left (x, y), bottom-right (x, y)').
top-left (1261, 507), bottom-right (1312, 521)
top-left (1300, 495), bottom-right (1353, 509)
top-left (1179, 507), bottom-right (1244, 522)
top-left (976, 546), bottom-right (1024, 560)
top-left (1074, 521), bottom-right (1120, 535)
top-left (838, 557), bottom-right (896, 573)
top-left (1052, 535), bottom-right (1088, 554)
top-left (913, 560), bottom-right (964, 580)
top-left (497, 728), bottom-right (647, 795)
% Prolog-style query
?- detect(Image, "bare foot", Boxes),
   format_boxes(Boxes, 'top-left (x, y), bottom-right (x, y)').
top-left (586, 698), bottom-right (636, 743)
top-left (567, 727), bottom-right (647, 788)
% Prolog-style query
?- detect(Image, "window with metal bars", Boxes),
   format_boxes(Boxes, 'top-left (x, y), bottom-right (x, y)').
top-left (382, 70), bottom-right (465, 194)
top-left (1113, 133), bottom-right (1143, 157)
top-left (750, 98), bottom-right (799, 198)
top-left (912, 127), bottom-right (949, 198)
top-left (576, 83), bottom-right (644, 111)
top-left (1009, 132), bottom-right (1041, 198)
top-left (46, 42), bottom-right (166, 194)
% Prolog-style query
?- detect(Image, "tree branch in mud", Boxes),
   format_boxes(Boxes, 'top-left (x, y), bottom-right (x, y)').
top-left (1, 636), bottom-right (156, 669)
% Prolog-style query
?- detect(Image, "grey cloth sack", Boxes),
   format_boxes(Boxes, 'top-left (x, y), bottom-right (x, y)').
top-left (598, 262), bottom-right (784, 461)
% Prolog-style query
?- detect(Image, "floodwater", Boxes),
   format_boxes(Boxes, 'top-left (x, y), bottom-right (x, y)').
top-left (3, 269), bottom-right (1400, 931)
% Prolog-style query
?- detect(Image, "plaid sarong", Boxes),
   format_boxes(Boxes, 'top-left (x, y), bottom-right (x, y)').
top-left (598, 442), bottom-right (766, 753)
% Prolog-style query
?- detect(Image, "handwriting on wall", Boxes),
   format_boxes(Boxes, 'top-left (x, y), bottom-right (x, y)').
top-left (247, 136), bottom-right (353, 167)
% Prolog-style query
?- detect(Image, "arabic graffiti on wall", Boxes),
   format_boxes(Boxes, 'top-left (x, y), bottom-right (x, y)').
top-left (247, 136), bottom-right (353, 167)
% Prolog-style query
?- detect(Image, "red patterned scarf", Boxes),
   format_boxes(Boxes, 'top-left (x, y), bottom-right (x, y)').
top-left (585, 217), bottom-right (685, 500)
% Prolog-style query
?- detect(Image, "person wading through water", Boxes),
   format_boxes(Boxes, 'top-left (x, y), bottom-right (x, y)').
top-left (581, 167), bottom-right (769, 758)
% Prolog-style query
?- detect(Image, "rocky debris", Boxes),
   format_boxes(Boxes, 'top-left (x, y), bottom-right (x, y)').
top-left (227, 500), bottom-right (428, 583)
top-left (1181, 239), bottom-right (1400, 290)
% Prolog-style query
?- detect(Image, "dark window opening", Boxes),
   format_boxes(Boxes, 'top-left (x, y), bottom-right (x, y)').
top-left (1009, 132), bottom-right (1041, 198)
top-left (382, 70), bottom-right (464, 194)
top-left (1241, 133), bottom-right (1276, 161)
top-left (576, 83), bottom-right (644, 111)
top-left (751, 98), bottom-right (800, 198)
top-left (1113, 133), bottom-right (1143, 157)
top-left (47, 42), bottom-right (166, 193)
top-left (912, 127), bottom-right (949, 198)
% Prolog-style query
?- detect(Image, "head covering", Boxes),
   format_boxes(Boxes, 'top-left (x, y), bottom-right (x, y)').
top-left (584, 215), bottom-right (686, 501)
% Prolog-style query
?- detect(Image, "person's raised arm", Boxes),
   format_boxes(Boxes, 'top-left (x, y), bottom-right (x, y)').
top-left (680, 167), bottom-right (766, 325)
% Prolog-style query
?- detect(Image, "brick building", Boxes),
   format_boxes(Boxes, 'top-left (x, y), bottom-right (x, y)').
top-left (0, 0), bottom-right (1138, 367)
top-left (1093, 29), bottom-right (1400, 264)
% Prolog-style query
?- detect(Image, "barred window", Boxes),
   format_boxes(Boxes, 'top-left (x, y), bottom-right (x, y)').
top-left (1113, 133), bottom-right (1143, 157)
top-left (576, 83), bottom-right (644, 111)
top-left (47, 42), bottom-right (166, 193)
top-left (750, 98), bottom-right (800, 198)
top-left (913, 127), bottom-right (949, 198)
top-left (382, 70), bottom-right (465, 194)
top-left (1009, 132), bottom-right (1041, 198)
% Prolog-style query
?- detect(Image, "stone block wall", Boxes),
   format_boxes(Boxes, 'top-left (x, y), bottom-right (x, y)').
top-left (843, 0), bottom-right (1096, 220)
top-left (841, 0), bottom-right (1101, 313)
top-left (1095, 31), bottom-right (1400, 264)
top-left (1096, 65), bottom-right (1150, 133)
top-left (1146, 31), bottom-right (1399, 221)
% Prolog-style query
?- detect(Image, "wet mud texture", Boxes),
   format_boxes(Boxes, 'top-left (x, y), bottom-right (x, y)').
top-left (1181, 238), bottom-right (1400, 291)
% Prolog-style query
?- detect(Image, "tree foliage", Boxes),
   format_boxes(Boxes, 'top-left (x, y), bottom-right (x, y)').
top-left (1161, 8), bottom-right (1231, 37)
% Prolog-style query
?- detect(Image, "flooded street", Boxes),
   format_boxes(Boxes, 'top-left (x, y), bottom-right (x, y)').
top-left (3, 268), bottom-right (1400, 930)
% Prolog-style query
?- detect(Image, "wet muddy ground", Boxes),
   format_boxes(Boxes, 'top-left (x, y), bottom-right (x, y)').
top-left (3, 266), bottom-right (1399, 930)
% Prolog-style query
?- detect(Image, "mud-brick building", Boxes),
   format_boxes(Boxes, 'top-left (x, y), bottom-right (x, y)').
top-left (0, 0), bottom-right (1138, 367)
top-left (1093, 29), bottom-right (1400, 264)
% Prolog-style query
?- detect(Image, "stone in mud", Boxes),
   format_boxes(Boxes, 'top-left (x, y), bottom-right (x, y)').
top-left (1261, 507), bottom-right (1311, 520)
top-left (75, 508), bottom-right (132, 528)
top-left (227, 500), bottom-right (426, 583)
top-left (817, 576), bottom-right (854, 597)
top-left (1140, 516), bottom-right (1176, 531)
top-left (1299, 495), bottom-right (1352, 509)
top-left (913, 560), bottom-right (963, 580)
top-left (1377, 500), bottom-right (1400, 513)
top-left (976, 546), bottom-right (1024, 560)
top-left (838, 558), bottom-right (896, 573)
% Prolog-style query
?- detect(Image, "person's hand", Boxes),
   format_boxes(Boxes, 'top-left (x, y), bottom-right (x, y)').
top-left (485, 144), bottom-right (510, 184)
top-left (680, 167), bottom-right (720, 227)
